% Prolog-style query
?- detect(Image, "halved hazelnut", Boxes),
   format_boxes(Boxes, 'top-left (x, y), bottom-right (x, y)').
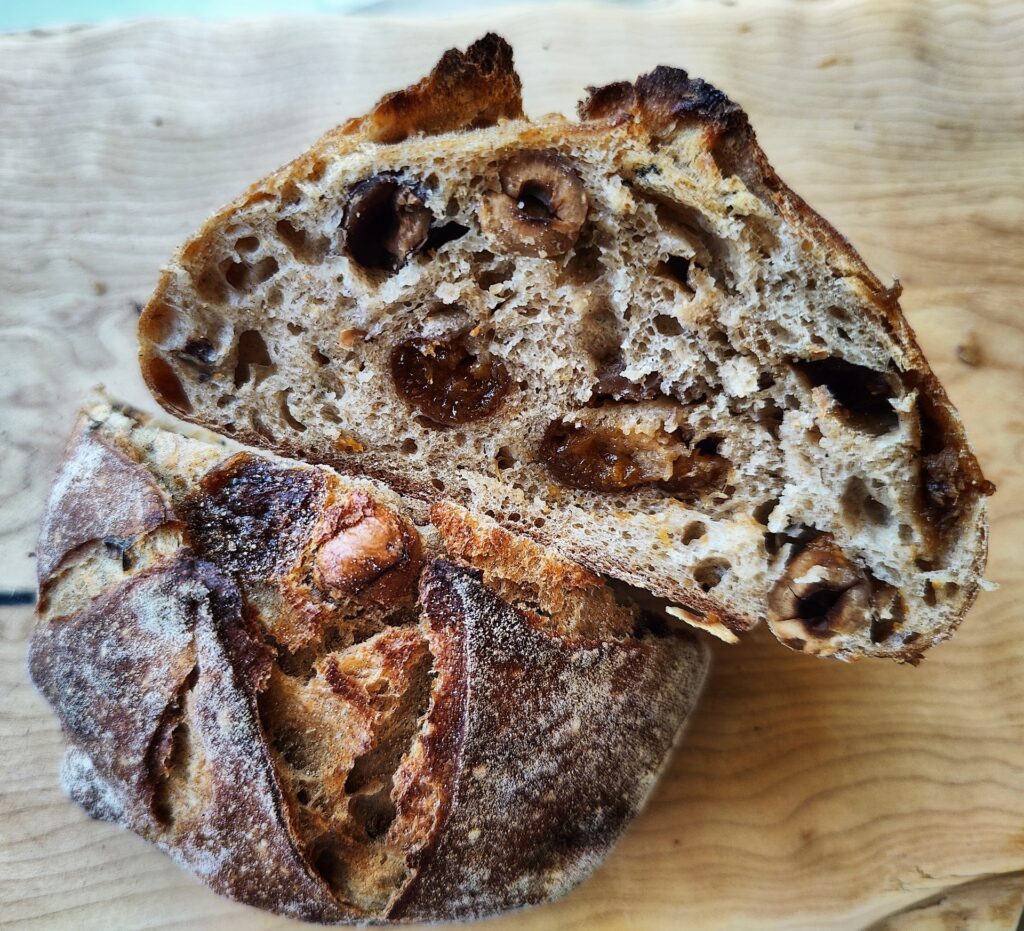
top-left (342, 175), bottom-right (432, 271)
top-left (390, 332), bottom-right (509, 426)
top-left (314, 492), bottom-right (422, 604)
top-left (767, 535), bottom-right (872, 653)
top-left (479, 151), bottom-right (588, 257)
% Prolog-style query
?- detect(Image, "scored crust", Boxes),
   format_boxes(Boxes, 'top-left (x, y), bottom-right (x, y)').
top-left (136, 35), bottom-right (992, 663)
top-left (29, 403), bottom-right (708, 923)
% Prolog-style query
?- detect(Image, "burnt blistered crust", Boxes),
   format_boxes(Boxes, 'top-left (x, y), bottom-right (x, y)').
top-left (342, 32), bottom-right (524, 144)
top-left (29, 406), bottom-right (709, 923)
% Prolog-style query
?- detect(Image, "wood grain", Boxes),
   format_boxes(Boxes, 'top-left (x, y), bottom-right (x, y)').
top-left (1, 3), bottom-right (1023, 928)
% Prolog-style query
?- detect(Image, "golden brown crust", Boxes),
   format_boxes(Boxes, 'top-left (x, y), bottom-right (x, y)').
top-left (431, 500), bottom-right (603, 595)
top-left (430, 501), bottom-right (640, 641)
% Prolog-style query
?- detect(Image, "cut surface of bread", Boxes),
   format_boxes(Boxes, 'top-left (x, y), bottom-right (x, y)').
top-left (29, 402), bottom-right (708, 923)
top-left (138, 35), bottom-right (993, 661)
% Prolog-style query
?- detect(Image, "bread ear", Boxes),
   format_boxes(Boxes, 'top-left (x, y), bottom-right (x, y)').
top-left (344, 33), bottom-right (524, 144)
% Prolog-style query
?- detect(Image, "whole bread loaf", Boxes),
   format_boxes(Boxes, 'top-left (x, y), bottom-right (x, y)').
top-left (137, 35), bottom-right (993, 662)
top-left (29, 403), bottom-right (708, 923)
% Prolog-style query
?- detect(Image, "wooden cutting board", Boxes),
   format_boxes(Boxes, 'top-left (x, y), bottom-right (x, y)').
top-left (2, 3), bottom-right (1023, 928)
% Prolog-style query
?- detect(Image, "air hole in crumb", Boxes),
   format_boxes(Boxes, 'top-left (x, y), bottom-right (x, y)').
top-left (235, 235), bottom-right (260, 254)
top-left (287, 322), bottom-right (305, 335)
top-left (400, 438), bottom-right (418, 454)
top-left (477, 262), bottom-right (515, 293)
top-left (312, 347), bottom-right (330, 366)
top-left (233, 330), bottom-right (275, 388)
top-left (752, 499), bottom-right (777, 525)
top-left (657, 255), bottom-right (694, 294)
top-left (313, 841), bottom-right (344, 888)
top-left (829, 305), bottom-right (852, 324)
top-left (757, 398), bottom-right (785, 440)
top-left (899, 524), bottom-right (914, 543)
top-left (564, 240), bottom-right (604, 284)
top-left (795, 357), bottom-right (899, 435)
top-left (654, 314), bottom-right (684, 337)
top-left (842, 477), bottom-right (892, 527)
top-left (695, 435), bottom-right (722, 456)
top-left (496, 446), bottom-right (516, 471)
top-left (681, 521), bottom-right (706, 544)
top-left (277, 218), bottom-right (329, 263)
top-left (223, 255), bottom-right (279, 292)
top-left (533, 517), bottom-right (546, 528)
top-left (693, 558), bottom-right (730, 592)
top-left (349, 791), bottom-right (396, 840)
top-left (923, 583), bottom-right (937, 607)
top-left (216, 394), bottom-right (232, 408)
top-left (280, 180), bottom-right (303, 207)
top-left (507, 512), bottom-right (522, 523)
top-left (431, 478), bottom-right (445, 492)
top-left (295, 788), bottom-right (310, 805)
top-left (424, 221), bottom-right (469, 253)
top-left (277, 390), bottom-right (306, 432)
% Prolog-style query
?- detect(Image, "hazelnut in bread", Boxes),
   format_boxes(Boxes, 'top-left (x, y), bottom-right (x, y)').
top-left (137, 35), bottom-right (993, 661)
top-left (29, 403), bottom-right (708, 923)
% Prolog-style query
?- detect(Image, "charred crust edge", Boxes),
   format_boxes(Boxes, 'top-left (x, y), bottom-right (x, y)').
top-left (353, 34), bottom-right (524, 144)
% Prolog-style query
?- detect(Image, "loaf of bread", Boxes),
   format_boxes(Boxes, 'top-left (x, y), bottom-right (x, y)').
top-left (138, 35), bottom-right (993, 662)
top-left (29, 402), bottom-right (708, 923)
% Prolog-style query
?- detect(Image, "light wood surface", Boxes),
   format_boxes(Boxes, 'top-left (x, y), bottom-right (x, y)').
top-left (2, 3), bottom-right (1023, 928)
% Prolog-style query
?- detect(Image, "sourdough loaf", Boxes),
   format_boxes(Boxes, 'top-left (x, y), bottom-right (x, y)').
top-left (29, 402), bottom-right (708, 923)
top-left (138, 35), bottom-right (993, 661)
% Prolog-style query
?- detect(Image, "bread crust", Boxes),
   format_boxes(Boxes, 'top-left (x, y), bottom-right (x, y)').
top-left (390, 559), bottom-right (706, 921)
top-left (29, 405), bottom-right (709, 923)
